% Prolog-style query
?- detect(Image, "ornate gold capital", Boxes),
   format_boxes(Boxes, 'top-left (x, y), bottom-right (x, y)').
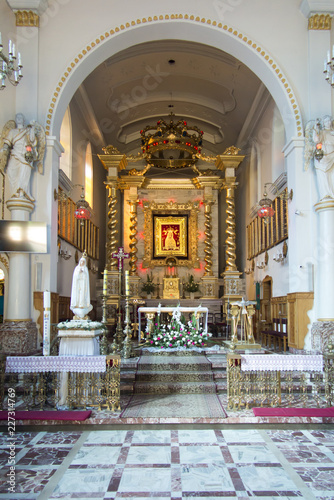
top-left (15, 10), bottom-right (39, 27)
top-left (308, 14), bottom-right (332, 30)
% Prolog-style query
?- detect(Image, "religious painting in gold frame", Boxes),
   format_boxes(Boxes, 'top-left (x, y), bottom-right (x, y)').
top-left (142, 200), bottom-right (200, 269)
top-left (154, 215), bottom-right (187, 258)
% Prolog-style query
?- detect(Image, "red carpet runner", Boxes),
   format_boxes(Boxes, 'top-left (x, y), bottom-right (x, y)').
top-left (253, 407), bottom-right (334, 417)
top-left (0, 410), bottom-right (92, 421)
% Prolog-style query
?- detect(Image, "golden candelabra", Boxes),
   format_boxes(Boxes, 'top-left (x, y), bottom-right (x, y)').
top-left (203, 199), bottom-right (214, 276)
top-left (129, 200), bottom-right (138, 275)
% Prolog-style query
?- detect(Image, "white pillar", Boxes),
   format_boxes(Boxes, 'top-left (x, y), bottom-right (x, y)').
top-left (283, 138), bottom-right (317, 293)
top-left (5, 197), bottom-right (34, 321)
top-left (314, 199), bottom-right (334, 320)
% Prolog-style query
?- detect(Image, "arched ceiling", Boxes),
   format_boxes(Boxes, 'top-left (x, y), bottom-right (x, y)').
top-left (75, 39), bottom-right (267, 161)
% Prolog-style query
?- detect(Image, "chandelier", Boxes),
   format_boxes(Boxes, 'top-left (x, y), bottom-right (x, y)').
top-left (140, 113), bottom-right (203, 169)
top-left (0, 34), bottom-right (23, 90)
top-left (324, 46), bottom-right (334, 87)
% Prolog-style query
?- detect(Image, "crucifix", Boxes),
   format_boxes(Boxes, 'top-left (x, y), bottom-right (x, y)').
top-left (112, 247), bottom-right (130, 296)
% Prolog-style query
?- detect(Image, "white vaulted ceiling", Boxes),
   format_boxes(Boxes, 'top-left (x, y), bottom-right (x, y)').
top-left (76, 39), bottom-right (266, 159)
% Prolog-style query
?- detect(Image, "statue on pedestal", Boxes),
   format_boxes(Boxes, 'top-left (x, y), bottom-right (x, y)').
top-left (70, 253), bottom-right (93, 319)
top-left (0, 113), bottom-right (45, 201)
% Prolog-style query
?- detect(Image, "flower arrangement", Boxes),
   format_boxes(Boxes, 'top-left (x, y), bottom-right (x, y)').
top-left (57, 320), bottom-right (105, 330)
top-left (141, 273), bottom-right (156, 294)
top-left (143, 305), bottom-right (212, 349)
top-left (183, 274), bottom-right (200, 293)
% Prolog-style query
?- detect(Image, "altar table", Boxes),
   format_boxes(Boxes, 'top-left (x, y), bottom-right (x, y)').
top-left (137, 306), bottom-right (209, 342)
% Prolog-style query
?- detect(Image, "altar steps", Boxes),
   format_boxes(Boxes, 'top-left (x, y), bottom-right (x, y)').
top-left (134, 380), bottom-right (217, 395)
top-left (120, 351), bottom-right (227, 395)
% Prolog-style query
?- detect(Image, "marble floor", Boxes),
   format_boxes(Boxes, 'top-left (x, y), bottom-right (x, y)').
top-left (1, 427), bottom-right (334, 499)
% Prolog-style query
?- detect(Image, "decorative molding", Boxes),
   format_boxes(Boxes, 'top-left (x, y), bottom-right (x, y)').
top-left (308, 13), bottom-right (332, 29)
top-left (0, 254), bottom-right (9, 271)
top-left (15, 10), bottom-right (39, 27)
top-left (45, 16), bottom-right (303, 139)
top-left (7, 0), bottom-right (48, 15)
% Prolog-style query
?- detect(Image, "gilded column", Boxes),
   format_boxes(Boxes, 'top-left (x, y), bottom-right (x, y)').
top-left (118, 174), bottom-right (145, 297)
top-left (128, 196), bottom-right (138, 276)
top-left (223, 177), bottom-right (238, 272)
top-left (106, 180), bottom-right (118, 271)
top-left (203, 199), bottom-right (214, 276)
top-left (193, 174), bottom-right (222, 299)
top-left (98, 146), bottom-right (127, 303)
top-left (216, 148), bottom-right (245, 303)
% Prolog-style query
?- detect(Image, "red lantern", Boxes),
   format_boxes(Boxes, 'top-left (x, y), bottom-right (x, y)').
top-left (74, 193), bottom-right (92, 226)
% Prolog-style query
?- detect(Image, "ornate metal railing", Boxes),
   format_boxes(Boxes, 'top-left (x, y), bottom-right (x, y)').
top-left (227, 353), bottom-right (334, 410)
top-left (0, 355), bottom-right (121, 412)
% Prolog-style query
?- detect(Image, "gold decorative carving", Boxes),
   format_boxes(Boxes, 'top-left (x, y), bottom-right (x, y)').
top-left (0, 254), bottom-right (9, 271)
top-left (15, 10), bottom-right (39, 27)
top-left (308, 14), bottom-right (331, 30)
top-left (223, 146), bottom-right (241, 155)
top-left (142, 200), bottom-right (200, 269)
top-left (102, 145), bottom-right (121, 155)
top-left (163, 277), bottom-right (180, 299)
top-left (128, 165), bottom-right (150, 176)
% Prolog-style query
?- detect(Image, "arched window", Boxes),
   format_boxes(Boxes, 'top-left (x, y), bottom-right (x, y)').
top-left (85, 143), bottom-right (93, 209)
top-left (59, 107), bottom-right (72, 180)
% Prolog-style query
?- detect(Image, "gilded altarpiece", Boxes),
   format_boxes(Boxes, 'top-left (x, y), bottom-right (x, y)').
top-left (142, 201), bottom-right (200, 269)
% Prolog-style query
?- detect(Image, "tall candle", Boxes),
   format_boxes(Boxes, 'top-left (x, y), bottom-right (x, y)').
top-left (125, 270), bottom-right (129, 296)
top-left (43, 291), bottom-right (51, 356)
top-left (103, 269), bottom-right (107, 294)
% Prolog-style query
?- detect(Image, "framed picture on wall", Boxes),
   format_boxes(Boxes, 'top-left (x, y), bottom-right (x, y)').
top-left (153, 215), bottom-right (188, 258)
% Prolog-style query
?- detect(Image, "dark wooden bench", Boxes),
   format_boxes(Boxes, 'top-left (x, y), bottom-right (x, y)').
top-left (261, 318), bottom-right (288, 352)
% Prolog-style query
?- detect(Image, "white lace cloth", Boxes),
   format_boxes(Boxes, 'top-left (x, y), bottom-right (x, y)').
top-left (6, 356), bottom-right (107, 373)
top-left (240, 354), bottom-right (323, 372)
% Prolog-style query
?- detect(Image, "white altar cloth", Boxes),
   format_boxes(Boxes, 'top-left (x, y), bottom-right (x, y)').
top-left (58, 329), bottom-right (101, 356)
top-left (5, 355), bottom-right (106, 373)
top-left (137, 306), bottom-right (209, 342)
top-left (240, 354), bottom-right (323, 372)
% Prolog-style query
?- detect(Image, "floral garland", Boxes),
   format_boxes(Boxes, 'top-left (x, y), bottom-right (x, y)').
top-left (57, 320), bottom-right (106, 331)
top-left (142, 304), bottom-right (212, 349)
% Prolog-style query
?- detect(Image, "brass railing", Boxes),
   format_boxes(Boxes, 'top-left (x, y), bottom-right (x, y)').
top-left (1, 355), bottom-right (121, 412)
top-left (227, 353), bottom-right (334, 410)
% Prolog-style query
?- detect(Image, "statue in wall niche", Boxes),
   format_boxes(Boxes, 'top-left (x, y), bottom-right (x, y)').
top-left (305, 115), bottom-right (334, 200)
top-left (70, 252), bottom-right (93, 320)
top-left (0, 113), bottom-right (45, 201)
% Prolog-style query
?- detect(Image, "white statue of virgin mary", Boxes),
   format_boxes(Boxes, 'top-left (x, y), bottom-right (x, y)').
top-left (70, 253), bottom-right (93, 319)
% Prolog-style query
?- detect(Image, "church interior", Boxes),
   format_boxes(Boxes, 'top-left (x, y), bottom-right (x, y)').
top-left (0, 0), bottom-right (334, 498)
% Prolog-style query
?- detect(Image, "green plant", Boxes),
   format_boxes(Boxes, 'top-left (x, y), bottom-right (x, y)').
top-left (141, 273), bottom-right (155, 294)
top-left (183, 275), bottom-right (200, 293)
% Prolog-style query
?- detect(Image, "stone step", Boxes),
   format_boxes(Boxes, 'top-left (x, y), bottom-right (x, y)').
top-left (135, 370), bottom-right (214, 383)
top-left (134, 381), bottom-right (217, 394)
